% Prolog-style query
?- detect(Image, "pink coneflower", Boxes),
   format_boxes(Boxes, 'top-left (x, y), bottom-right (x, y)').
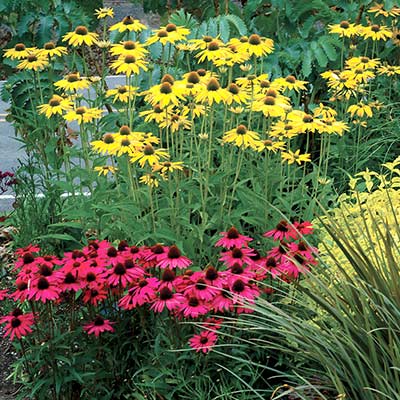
top-left (189, 330), bottom-right (218, 354)
top-left (204, 265), bottom-right (225, 288)
top-left (229, 278), bottom-right (259, 304)
top-left (157, 245), bottom-right (192, 269)
top-left (28, 277), bottom-right (61, 302)
top-left (267, 242), bottom-right (289, 261)
top-left (10, 280), bottom-right (29, 302)
top-left (35, 263), bottom-right (64, 284)
top-left (79, 266), bottom-right (107, 288)
top-left (288, 241), bottom-right (317, 260)
top-left (14, 251), bottom-right (37, 271)
top-left (263, 220), bottom-right (297, 241)
top-left (82, 285), bottom-right (108, 306)
top-left (0, 289), bottom-right (9, 301)
top-left (202, 317), bottom-right (223, 330)
top-left (293, 220), bottom-right (313, 237)
top-left (59, 271), bottom-right (84, 292)
top-left (185, 272), bottom-right (219, 301)
top-left (150, 287), bottom-right (183, 313)
top-left (263, 256), bottom-right (282, 278)
top-left (118, 277), bottom-right (159, 309)
top-left (212, 287), bottom-right (234, 312)
top-left (15, 244), bottom-right (40, 256)
top-left (215, 227), bottom-right (253, 249)
top-left (83, 316), bottom-right (115, 337)
top-left (219, 246), bottom-right (256, 267)
top-left (158, 268), bottom-right (180, 290)
top-left (16, 264), bottom-right (39, 280)
top-left (106, 262), bottom-right (141, 287)
top-left (143, 244), bottom-right (168, 263)
top-left (0, 309), bottom-right (35, 341)
top-left (179, 295), bottom-right (209, 318)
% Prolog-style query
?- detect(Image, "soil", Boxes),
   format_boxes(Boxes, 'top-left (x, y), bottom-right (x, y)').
top-left (0, 330), bottom-right (18, 400)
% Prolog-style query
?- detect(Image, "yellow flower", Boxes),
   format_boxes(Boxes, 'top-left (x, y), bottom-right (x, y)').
top-left (130, 144), bottom-right (169, 168)
top-left (158, 112), bottom-right (192, 132)
top-left (139, 104), bottom-right (174, 123)
top-left (251, 90), bottom-right (290, 118)
top-left (146, 24), bottom-right (189, 46)
top-left (195, 40), bottom-right (230, 63)
top-left (195, 78), bottom-right (228, 105)
top-left (347, 103), bottom-right (373, 118)
top-left (287, 110), bottom-right (325, 133)
top-left (392, 28), bottom-right (400, 46)
top-left (322, 70), bottom-right (359, 99)
top-left (368, 3), bottom-right (400, 17)
top-left (273, 75), bottom-right (308, 92)
top-left (281, 149), bottom-right (311, 165)
top-left (109, 41), bottom-right (148, 58)
top-left (212, 44), bottom-right (250, 67)
top-left (94, 166), bottom-right (118, 176)
top-left (313, 103), bottom-right (337, 119)
top-left (320, 118), bottom-right (349, 136)
top-left (64, 106), bottom-right (103, 124)
top-left (377, 64), bottom-right (400, 76)
top-left (63, 26), bottom-right (98, 47)
top-left (110, 55), bottom-right (148, 76)
top-left (152, 161), bottom-right (184, 174)
top-left (224, 83), bottom-right (250, 105)
top-left (114, 135), bottom-right (139, 156)
top-left (345, 56), bottom-right (380, 70)
top-left (235, 34), bottom-right (274, 57)
top-left (360, 24), bottom-right (392, 41)
top-left (270, 121), bottom-right (299, 139)
top-left (142, 75), bottom-right (186, 108)
top-left (222, 124), bottom-right (260, 149)
top-left (54, 72), bottom-right (90, 92)
top-left (106, 85), bottom-right (138, 103)
top-left (341, 68), bottom-right (375, 84)
top-left (37, 95), bottom-right (73, 118)
top-left (95, 7), bottom-right (114, 19)
top-left (3, 43), bottom-right (36, 59)
top-left (37, 42), bottom-right (68, 58)
top-left (139, 174), bottom-right (160, 187)
top-left (17, 52), bottom-right (49, 71)
top-left (189, 36), bottom-right (224, 50)
top-left (256, 139), bottom-right (286, 153)
top-left (328, 21), bottom-right (360, 38)
top-left (91, 133), bottom-right (119, 155)
top-left (109, 16), bottom-right (146, 33)
top-left (235, 73), bottom-right (269, 89)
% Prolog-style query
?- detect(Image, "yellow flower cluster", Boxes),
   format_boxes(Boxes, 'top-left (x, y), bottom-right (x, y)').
top-left (316, 157), bottom-right (400, 277)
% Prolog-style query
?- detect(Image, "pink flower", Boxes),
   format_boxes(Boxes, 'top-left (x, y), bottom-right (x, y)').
top-left (293, 221), bottom-right (313, 238)
top-left (229, 279), bottom-right (259, 304)
top-left (157, 245), bottom-right (192, 269)
top-left (10, 280), bottom-right (29, 302)
top-left (0, 309), bottom-right (35, 341)
top-left (83, 316), bottom-right (114, 337)
top-left (219, 246), bottom-right (256, 267)
top-left (202, 317), bottom-right (223, 330)
top-left (184, 272), bottom-right (219, 301)
top-left (0, 289), bottom-right (9, 301)
top-left (263, 220), bottom-right (297, 241)
top-left (204, 266), bottom-right (225, 288)
top-left (59, 271), bottom-right (84, 293)
top-left (28, 277), bottom-right (61, 302)
top-left (212, 287), bottom-right (234, 312)
top-left (179, 295), bottom-right (209, 318)
top-left (118, 277), bottom-right (159, 309)
top-left (215, 227), bottom-right (253, 249)
top-left (106, 262), bottom-right (141, 287)
top-left (82, 285), bottom-right (108, 306)
top-left (15, 244), bottom-right (40, 256)
top-left (189, 330), bottom-right (218, 354)
top-left (150, 287), bottom-right (183, 313)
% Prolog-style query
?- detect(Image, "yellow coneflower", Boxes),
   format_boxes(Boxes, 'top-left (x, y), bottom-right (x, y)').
top-left (37, 95), bottom-right (73, 118)
top-left (139, 104), bottom-right (174, 123)
top-left (281, 149), bottom-right (311, 165)
top-left (114, 135), bottom-right (138, 156)
top-left (360, 24), bottom-right (392, 41)
top-left (109, 40), bottom-right (148, 58)
top-left (3, 43), bottom-right (36, 59)
top-left (251, 92), bottom-right (290, 118)
top-left (195, 40), bottom-right (230, 63)
top-left (130, 144), bottom-right (169, 167)
top-left (189, 35), bottom-right (224, 50)
top-left (158, 112), bottom-right (192, 132)
top-left (195, 78), bottom-right (228, 105)
top-left (235, 73), bottom-right (269, 89)
top-left (313, 103), bottom-right (337, 119)
top-left (392, 28), bottom-right (400, 46)
top-left (341, 68), bottom-right (375, 84)
top-left (182, 103), bottom-right (206, 118)
top-left (17, 52), bottom-right (49, 71)
top-left (270, 121), bottom-right (299, 139)
top-left (328, 21), bottom-right (360, 38)
top-left (273, 75), bottom-right (308, 93)
top-left (256, 139), bottom-right (286, 153)
top-left (91, 133), bottom-right (119, 155)
top-left (287, 110), bottom-right (325, 133)
top-left (62, 26), bottom-right (98, 47)
top-left (64, 106), bottom-right (103, 124)
top-left (345, 56), bottom-right (380, 70)
top-left (109, 15), bottom-right (146, 33)
top-left (54, 72), bottom-right (90, 92)
top-left (146, 24), bottom-right (189, 46)
top-left (110, 54), bottom-right (148, 76)
top-left (139, 174), bottom-right (160, 187)
top-left (223, 83), bottom-right (250, 105)
top-left (37, 42), bottom-right (68, 58)
top-left (152, 161), bottom-right (184, 174)
top-left (368, 3), bottom-right (400, 17)
top-left (95, 7), bottom-right (114, 19)
top-left (222, 124), bottom-right (260, 149)
top-left (106, 85), bottom-right (138, 103)
top-left (377, 64), bottom-right (400, 76)
top-left (94, 166), bottom-right (118, 176)
top-left (143, 76), bottom-right (186, 108)
top-left (236, 34), bottom-right (274, 57)
top-left (347, 103), bottom-right (373, 118)
top-left (322, 70), bottom-right (359, 99)
top-left (212, 44), bottom-right (250, 67)
top-left (320, 118), bottom-right (349, 136)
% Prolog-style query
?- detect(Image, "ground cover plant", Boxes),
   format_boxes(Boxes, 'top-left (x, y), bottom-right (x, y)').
top-left (0, 0), bottom-right (399, 398)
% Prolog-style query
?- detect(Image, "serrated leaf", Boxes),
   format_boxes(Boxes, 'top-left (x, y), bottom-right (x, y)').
top-left (314, 45), bottom-right (328, 68)
top-left (301, 49), bottom-right (312, 78)
top-left (320, 38), bottom-right (338, 61)
top-left (225, 14), bottom-right (248, 36)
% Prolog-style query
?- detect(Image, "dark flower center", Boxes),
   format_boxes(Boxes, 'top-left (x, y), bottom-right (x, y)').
top-left (103, 134), bottom-right (115, 144)
top-left (231, 263), bottom-right (244, 274)
top-left (166, 23), bottom-right (177, 32)
top-left (187, 71), bottom-right (200, 84)
top-left (124, 40), bottom-right (136, 50)
top-left (118, 86), bottom-right (128, 94)
top-left (12, 308), bottom-right (23, 317)
top-left (37, 277), bottom-right (50, 290)
top-left (76, 107), bottom-right (86, 115)
top-left (49, 98), bottom-right (61, 107)
top-left (236, 125), bottom-right (247, 135)
top-left (162, 268), bottom-right (175, 282)
top-left (200, 336), bottom-right (209, 344)
top-left (44, 42), bottom-right (56, 50)
top-left (203, 35), bottom-right (213, 42)
top-left (124, 259), bottom-right (135, 269)
top-left (232, 279), bottom-right (245, 292)
top-left (205, 266), bottom-right (218, 281)
top-left (340, 21), bottom-right (350, 29)
top-left (266, 257), bottom-right (277, 268)
top-left (27, 55), bottom-right (37, 62)
top-left (160, 82), bottom-right (172, 94)
top-left (122, 16), bottom-right (134, 25)
top-left (64, 273), bottom-right (77, 284)
top-left (188, 297), bottom-right (199, 307)
top-left (11, 318), bottom-right (22, 328)
top-left (75, 26), bottom-right (89, 35)
top-left (228, 84), bottom-right (240, 95)
top-left (260, 80), bottom-right (270, 88)
top-left (240, 36), bottom-right (248, 43)
top-left (157, 30), bottom-right (168, 38)
top-left (107, 247), bottom-right (118, 257)
top-left (124, 55), bottom-right (136, 64)
top-left (23, 253), bottom-right (34, 264)
top-left (207, 78), bottom-right (220, 91)
top-left (168, 245), bottom-right (181, 259)
top-left (138, 279), bottom-right (148, 288)
top-left (159, 287), bottom-right (173, 300)
top-left (303, 115), bottom-right (313, 123)
top-left (371, 24), bottom-right (380, 33)
top-left (263, 96), bottom-right (276, 106)
top-left (114, 263), bottom-right (126, 275)
top-left (39, 264), bottom-right (53, 277)
top-left (231, 248), bottom-right (243, 258)
top-left (276, 220), bottom-right (288, 232)
top-left (130, 246), bottom-right (140, 254)
top-left (161, 74), bottom-right (175, 84)
top-left (208, 41), bottom-right (219, 51)
top-left (17, 282), bottom-right (28, 291)
top-left (94, 316), bottom-right (104, 326)
top-left (86, 272), bottom-right (96, 282)
top-left (298, 241), bottom-right (308, 251)
top-left (248, 34), bottom-right (261, 45)
top-left (143, 144), bottom-right (155, 155)
top-left (197, 68), bottom-right (206, 77)
top-left (15, 43), bottom-right (26, 51)
top-left (195, 278), bottom-right (207, 290)
top-left (67, 73), bottom-right (79, 83)
top-left (152, 244), bottom-right (164, 254)
top-left (285, 75), bottom-right (296, 84)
